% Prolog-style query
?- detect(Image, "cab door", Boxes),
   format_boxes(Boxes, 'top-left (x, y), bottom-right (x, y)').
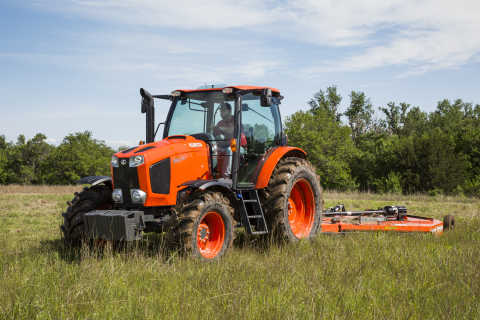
top-left (237, 93), bottom-right (282, 187)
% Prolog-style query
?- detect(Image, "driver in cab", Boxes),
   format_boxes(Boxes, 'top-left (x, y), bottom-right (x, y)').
top-left (210, 102), bottom-right (246, 178)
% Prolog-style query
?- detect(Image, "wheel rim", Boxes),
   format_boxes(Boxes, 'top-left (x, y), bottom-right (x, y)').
top-left (288, 179), bottom-right (315, 238)
top-left (196, 211), bottom-right (225, 259)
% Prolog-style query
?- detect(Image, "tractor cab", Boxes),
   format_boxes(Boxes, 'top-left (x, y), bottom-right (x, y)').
top-left (159, 86), bottom-right (284, 189)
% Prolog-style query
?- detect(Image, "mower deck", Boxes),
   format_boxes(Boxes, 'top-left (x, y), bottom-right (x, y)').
top-left (321, 215), bottom-right (443, 235)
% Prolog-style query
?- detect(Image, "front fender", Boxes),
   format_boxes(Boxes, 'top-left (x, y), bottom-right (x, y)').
top-left (75, 176), bottom-right (112, 188)
top-left (252, 147), bottom-right (307, 189)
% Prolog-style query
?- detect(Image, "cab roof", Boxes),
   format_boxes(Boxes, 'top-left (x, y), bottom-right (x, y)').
top-left (175, 85), bottom-right (280, 93)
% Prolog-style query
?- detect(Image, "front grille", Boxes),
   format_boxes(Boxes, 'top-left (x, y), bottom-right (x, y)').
top-left (150, 158), bottom-right (171, 194)
top-left (112, 158), bottom-right (141, 207)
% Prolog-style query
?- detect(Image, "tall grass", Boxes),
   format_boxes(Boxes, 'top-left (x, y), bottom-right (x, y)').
top-left (0, 184), bottom-right (82, 195)
top-left (0, 186), bottom-right (479, 319)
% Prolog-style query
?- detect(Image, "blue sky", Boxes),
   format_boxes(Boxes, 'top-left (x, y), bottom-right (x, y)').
top-left (1, 0), bottom-right (479, 148)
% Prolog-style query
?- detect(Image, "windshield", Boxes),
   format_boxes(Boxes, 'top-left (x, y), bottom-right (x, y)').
top-left (166, 91), bottom-right (233, 137)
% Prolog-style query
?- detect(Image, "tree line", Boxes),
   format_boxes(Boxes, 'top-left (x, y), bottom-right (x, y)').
top-left (0, 132), bottom-right (115, 185)
top-left (284, 85), bottom-right (480, 196)
top-left (1, 87), bottom-right (479, 196)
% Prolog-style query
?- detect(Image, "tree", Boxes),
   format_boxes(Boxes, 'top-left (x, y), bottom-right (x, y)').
top-left (0, 135), bottom-right (8, 150)
top-left (379, 102), bottom-right (409, 135)
top-left (40, 131), bottom-right (115, 184)
top-left (401, 106), bottom-right (429, 136)
top-left (430, 99), bottom-right (471, 134)
top-left (243, 123), bottom-right (274, 141)
top-left (284, 109), bottom-right (357, 190)
top-left (416, 129), bottom-right (468, 193)
top-left (344, 91), bottom-right (374, 143)
top-left (308, 85), bottom-right (342, 122)
top-left (2, 133), bottom-right (53, 184)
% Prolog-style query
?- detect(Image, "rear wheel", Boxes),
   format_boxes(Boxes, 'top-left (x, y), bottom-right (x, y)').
top-left (166, 191), bottom-right (235, 260)
top-left (60, 185), bottom-right (113, 245)
top-left (261, 157), bottom-right (323, 241)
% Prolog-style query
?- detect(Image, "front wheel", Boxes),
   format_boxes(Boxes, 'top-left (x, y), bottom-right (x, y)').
top-left (262, 157), bottom-right (323, 241)
top-left (60, 185), bottom-right (113, 245)
top-left (166, 191), bottom-right (235, 260)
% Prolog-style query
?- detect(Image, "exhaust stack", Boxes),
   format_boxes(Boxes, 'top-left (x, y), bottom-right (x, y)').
top-left (140, 88), bottom-right (155, 144)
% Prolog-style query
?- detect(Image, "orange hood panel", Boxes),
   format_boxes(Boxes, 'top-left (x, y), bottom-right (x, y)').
top-left (112, 135), bottom-right (210, 207)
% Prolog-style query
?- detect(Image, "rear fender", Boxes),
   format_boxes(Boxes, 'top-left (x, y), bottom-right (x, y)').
top-left (75, 176), bottom-right (112, 188)
top-left (253, 147), bottom-right (307, 189)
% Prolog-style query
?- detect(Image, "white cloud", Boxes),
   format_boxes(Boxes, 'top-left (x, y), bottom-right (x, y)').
top-left (18, 0), bottom-right (480, 77)
top-left (288, 0), bottom-right (480, 76)
top-left (43, 138), bottom-right (57, 145)
top-left (105, 140), bottom-right (135, 148)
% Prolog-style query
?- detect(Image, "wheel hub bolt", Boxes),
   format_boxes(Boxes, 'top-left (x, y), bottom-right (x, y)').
top-left (199, 226), bottom-right (209, 241)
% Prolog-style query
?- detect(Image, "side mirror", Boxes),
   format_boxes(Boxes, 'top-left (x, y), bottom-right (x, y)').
top-left (260, 88), bottom-right (272, 107)
top-left (281, 133), bottom-right (288, 146)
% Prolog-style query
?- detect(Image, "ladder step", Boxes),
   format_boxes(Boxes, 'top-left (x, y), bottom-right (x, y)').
top-left (238, 189), bottom-right (268, 236)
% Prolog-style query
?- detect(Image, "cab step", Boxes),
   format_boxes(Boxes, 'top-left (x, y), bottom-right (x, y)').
top-left (238, 189), bottom-right (268, 235)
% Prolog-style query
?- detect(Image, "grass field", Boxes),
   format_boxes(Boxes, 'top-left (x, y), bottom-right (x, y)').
top-left (0, 185), bottom-right (479, 319)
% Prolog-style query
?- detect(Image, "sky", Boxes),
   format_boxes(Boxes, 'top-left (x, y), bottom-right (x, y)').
top-left (1, 0), bottom-right (479, 148)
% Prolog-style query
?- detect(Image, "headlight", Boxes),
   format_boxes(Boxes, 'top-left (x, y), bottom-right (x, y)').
top-left (129, 155), bottom-right (144, 167)
top-left (131, 189), bottom-right (147, 203)
top-left (111, 156), bottom-right (119, 167)
top-left (112, 189), bottom-right (123, 202)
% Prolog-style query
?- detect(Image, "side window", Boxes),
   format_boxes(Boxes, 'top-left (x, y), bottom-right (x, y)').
top-left (242, 95), bottom-right (279, 147)
top-left (237, 94), bottom-right (282, 186)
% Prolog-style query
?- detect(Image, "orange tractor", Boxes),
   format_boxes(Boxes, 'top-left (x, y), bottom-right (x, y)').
top-left (61, 85), bottom-right (449, 260)
top-left (61, 85), bottom-right (323, 260)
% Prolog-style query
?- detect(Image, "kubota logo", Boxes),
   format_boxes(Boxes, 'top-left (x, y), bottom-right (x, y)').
top-left (188, 143), bottom-right (202, 147)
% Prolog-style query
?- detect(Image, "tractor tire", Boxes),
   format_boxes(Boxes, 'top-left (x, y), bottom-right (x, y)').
top-left (166, 191), bottom-right (235, 261)
top-left (261, 157), bottom-right (323, 241)
top-left (60, 185), bottom-right (113, 245)
top-left (443, 215), bottom-right (455, 230)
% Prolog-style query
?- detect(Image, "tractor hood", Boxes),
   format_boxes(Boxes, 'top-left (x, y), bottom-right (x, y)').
top-left (114, 135), bottom-right (207, 163)
top-left (112, 135), bottom-right (210, 207)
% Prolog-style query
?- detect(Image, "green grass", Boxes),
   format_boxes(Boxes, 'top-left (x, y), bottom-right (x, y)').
top-left (0, 188), bottom-right (479, 319)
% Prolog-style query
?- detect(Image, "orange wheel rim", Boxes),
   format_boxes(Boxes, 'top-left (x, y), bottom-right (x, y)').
top-left (197, 211), bottom-right (225, 259)
top-left (288, 179), bottom-right (315, 238)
